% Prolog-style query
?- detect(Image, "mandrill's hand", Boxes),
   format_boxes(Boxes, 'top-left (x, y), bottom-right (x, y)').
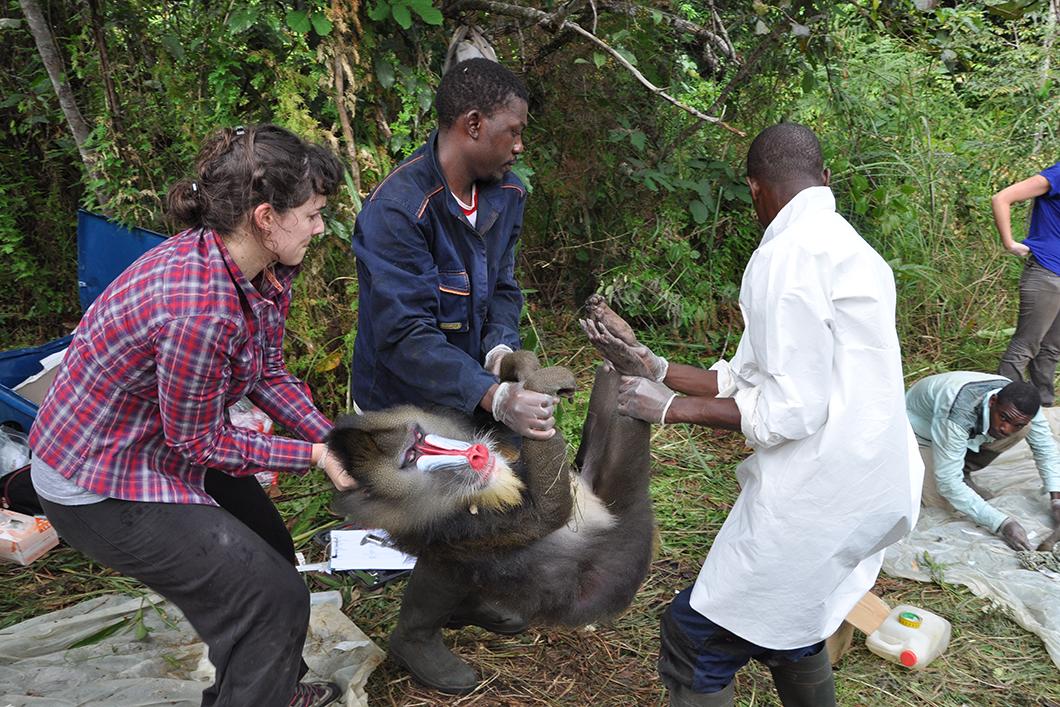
top-left (998, 517), bottom-right (1033, 551)
top-left (314, 444), bottom-right (358, 491)
top-left (617, 376), bottom-right (677, 425)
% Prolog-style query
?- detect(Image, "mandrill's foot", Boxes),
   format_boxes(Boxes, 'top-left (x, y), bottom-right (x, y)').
top-left (579, 295), bottom-right (666, 381)
top-left (388, 630), bottom-right (478, 694)
top-left (584, 294), bottom-right (638, 345)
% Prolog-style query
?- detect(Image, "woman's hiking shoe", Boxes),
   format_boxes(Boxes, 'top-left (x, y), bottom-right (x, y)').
top-left (288, 681), bottom-right (341, 707)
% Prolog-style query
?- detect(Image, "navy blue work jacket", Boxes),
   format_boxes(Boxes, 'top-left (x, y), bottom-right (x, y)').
top-left (352, 131), bottom-right (526, 414)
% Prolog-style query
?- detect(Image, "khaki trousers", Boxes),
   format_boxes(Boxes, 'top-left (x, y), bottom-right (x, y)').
top-left (919, 425), bottom-right (1031, 510)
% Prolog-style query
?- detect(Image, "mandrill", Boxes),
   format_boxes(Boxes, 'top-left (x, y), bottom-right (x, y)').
top-left (326, 350), bottom-right (654, 693)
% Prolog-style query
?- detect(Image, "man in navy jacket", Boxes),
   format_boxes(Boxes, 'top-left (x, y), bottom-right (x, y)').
top-left (351, 58), bottom-right (554, 693)
top-left (352, 58), bottom-right (555, 442)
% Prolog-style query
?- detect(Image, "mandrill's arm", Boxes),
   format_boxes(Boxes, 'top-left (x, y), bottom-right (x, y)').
top-left (507, 353), bottom-right (578, 543)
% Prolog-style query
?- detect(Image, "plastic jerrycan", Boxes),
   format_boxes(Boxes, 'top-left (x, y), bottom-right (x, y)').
top-left (865, 605), bottom-right (951, 669)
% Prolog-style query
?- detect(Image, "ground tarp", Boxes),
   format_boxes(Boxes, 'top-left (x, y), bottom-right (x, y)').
top-left (0, 591), bottom-right (384, 706)
top-left (883, 409), bottom-right (1060, 670)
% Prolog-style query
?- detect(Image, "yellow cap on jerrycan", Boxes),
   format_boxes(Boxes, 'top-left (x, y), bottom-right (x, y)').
top-left (897, 611), bottom-right (922, 629)
top-left (865, 604), bottom-right (951, 670)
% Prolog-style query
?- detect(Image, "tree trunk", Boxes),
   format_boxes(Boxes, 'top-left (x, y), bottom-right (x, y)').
top-left (86, 0), bottom-right (121, 130)
top-left (1032, 0), bottom-right (1059, 156)
top-left (19, 0), bottom-right (108, 209)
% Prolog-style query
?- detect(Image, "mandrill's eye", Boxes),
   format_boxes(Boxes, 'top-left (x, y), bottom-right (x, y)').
top-left (402, 447), bottom-right (417, 468)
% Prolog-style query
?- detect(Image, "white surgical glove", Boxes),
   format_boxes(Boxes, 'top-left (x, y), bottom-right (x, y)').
top-left (313, 444), bottom-right (358, 491)
top-left (484, 344), bottom-right (514, 376)
top-left (617, 376), bottom-right (677, 425)
top-left (491, 381), bottom-right (557, 440)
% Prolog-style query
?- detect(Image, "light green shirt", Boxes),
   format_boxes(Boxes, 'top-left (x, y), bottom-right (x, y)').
top-left (906, 371), bottom-right (1060, 531)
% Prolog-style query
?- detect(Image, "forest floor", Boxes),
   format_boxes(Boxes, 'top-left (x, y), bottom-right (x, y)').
top-left (4, 312), bottom-right (1060, 706)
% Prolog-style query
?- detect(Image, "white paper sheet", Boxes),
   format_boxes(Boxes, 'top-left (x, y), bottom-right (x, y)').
top-left (329, 529), bottom-right (417, 571)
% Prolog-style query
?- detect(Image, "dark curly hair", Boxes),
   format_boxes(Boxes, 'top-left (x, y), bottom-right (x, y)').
top-left (746, 122), bottom-right (824, 183)
top-left (997, 380), bottom-right (1041, 418)
top-left (435, 58), bottom-right (528, 130)
top-left (166, 124), bottom-right (343, 239)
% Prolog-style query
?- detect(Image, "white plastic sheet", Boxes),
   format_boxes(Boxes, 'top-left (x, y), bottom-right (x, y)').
top-left (0, 426), bottom-right (29, 478)
top-left (883, 409), bottom-right (1060, 670)
top-left (0, 591), bottom-right (385, 706)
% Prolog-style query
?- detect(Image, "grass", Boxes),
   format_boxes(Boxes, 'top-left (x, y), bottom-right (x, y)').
top-left (3, 312), bottom-right (1060, 706)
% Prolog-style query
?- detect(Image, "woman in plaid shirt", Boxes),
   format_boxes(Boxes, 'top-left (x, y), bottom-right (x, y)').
top-left (29, 124), bottom-right (355, 707)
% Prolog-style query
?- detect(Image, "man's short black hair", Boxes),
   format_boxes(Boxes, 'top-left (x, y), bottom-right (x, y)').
top-left (746, 122), bottom-right (824, 183)
top-left (435, 58), bottom-right (528, 130)
top-left (997, 380), bottom-right (1041, 417)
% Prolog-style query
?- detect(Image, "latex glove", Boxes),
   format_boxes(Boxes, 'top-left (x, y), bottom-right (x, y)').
top-left (1051, 498), bottom-right (1060, 526)
top-left (617, 376), bottom-right (677, 425)
top-left (998, 517), bottom-right (1033, 551)
top-left (315, 444), bottom-right (358, 491)
top-left (492, 381), bottom-right (557, 440)
top-left (484, 344), bottom-right (514, 376)
top-left (579, 318), bottom-right (667, 382)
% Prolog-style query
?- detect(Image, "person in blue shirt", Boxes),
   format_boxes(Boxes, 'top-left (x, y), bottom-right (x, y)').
top-left (350, 58), bottom-right (555, 694)
top-left (905, 372), bottom-right (1060, 550)
top-left (352, 58), bottom-right (555, 440)
top-left (993, 162), bottom-right (1060, 406)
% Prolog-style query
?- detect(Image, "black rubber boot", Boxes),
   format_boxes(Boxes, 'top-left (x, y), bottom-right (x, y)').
top-left (387, 559), bottom-right (478, 694)
top-left (444, 596), bottom-right (529, 634)
top-left (769, 647), bottom-right (837, 707)
top-left (667, 681), bottom-right (734, 706)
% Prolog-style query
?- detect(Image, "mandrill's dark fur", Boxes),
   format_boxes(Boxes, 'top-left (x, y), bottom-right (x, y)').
top-left (327, 351), bottom-right (654, 627)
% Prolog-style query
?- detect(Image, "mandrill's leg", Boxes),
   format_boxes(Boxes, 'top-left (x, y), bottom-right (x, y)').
top-left (388, 556), bottom-right (478, 694)
top-left (575, 364), bottom-right (651, 514)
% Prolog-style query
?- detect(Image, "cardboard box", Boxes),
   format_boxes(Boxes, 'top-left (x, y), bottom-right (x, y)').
top-left (0, 508), bottom-right (59, 565)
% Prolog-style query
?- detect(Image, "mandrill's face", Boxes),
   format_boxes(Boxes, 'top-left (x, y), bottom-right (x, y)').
top-left (326, 407), bottom-right (525, 529)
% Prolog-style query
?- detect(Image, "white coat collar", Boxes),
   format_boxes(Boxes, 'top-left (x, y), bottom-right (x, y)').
top-left (760, 185), bottom-right (835, 247)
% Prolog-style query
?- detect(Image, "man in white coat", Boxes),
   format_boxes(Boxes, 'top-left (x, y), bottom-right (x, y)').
top-left (581, 122), bottom-right (923, 706)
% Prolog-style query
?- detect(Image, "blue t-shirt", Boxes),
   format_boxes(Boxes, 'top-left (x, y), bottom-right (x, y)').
top-left (1024, 161), bottom-right (1060, 275)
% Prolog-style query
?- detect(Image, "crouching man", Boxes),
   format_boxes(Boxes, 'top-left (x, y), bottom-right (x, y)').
top-left (905, 371), bottom-right (1060, 550)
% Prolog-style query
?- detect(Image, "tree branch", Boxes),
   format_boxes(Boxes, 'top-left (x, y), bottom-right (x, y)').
top-left (594, 0), bottom-right (736, 67)
top-left (449, 0), bottom-right (743, 136)
top-left (19, 0), bottom-right (108, 209)
top-left (86, 0), bottom-right (121, 130)
top-left (333, 51), bottom-right (362, 195)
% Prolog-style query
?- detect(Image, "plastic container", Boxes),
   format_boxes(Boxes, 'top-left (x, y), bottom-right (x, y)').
top-left (0, 508), bottom-right (59, 565)
top-left (865, 604), bottom-right (951, 669)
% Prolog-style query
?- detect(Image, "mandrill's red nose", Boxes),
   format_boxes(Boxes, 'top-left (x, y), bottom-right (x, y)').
top-left (414, 435), bottom-right (493, 474)
top-left (466, 444), bottom-right (489, 471)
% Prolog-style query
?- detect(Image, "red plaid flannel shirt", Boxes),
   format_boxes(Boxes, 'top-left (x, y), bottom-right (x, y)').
top-left (29, 228), bottom-right (331, 505)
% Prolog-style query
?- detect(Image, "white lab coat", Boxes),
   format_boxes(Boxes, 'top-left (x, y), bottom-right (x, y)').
top-left (690, 186), bottom-right (923, 649)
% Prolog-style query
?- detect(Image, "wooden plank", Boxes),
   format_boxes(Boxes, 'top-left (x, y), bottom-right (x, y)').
top-left (845, 591), bottom-right (891, 634)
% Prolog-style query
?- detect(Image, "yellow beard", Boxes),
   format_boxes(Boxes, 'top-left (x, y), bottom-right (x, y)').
top-left (469, 464), bottom-right (525, 512)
